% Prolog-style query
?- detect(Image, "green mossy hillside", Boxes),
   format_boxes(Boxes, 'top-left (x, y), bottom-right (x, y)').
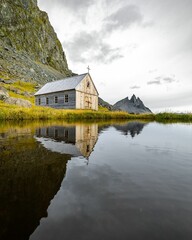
top-left (0, 0), bottom-right (70, 75)
top-left (0, 0), bottom-right (73, 85)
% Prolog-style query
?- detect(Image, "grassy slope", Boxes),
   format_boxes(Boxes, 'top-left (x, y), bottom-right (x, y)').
top-left (1, 80), bottom-right (36, 103)
top-left (0, 102), bottom-right (192, 122)
top-left (0, 81), bottom-right (192, 122)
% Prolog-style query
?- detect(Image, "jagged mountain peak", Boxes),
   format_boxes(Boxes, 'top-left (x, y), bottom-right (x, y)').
top-left (130, 94), bottom-right (137, 103)
top-left (112, 94), bottom-right (152, 114)
top-left (99, 94), bottom-right (152, 114)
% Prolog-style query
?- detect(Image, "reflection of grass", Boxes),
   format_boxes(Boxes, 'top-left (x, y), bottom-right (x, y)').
top-left (0, 102), bottom-right (192, 122)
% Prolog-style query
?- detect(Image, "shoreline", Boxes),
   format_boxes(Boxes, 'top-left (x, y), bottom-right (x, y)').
top-left (0, 104), bottom-right (192, 122)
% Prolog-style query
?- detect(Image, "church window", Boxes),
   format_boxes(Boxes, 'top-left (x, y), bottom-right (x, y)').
top-left (65, 94), bottom-right (69, 103)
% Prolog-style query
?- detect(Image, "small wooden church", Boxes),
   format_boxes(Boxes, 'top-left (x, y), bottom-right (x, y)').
top-left (34, 73), bottom-right (99, 110)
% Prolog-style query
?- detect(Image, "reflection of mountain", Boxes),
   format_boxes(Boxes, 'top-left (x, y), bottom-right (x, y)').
top-left (35, 124), bottom-right (98, 158)
top-left (113, 121), bottom-right (147, 138)
top-left (0, 130), bottom-right (70, 240)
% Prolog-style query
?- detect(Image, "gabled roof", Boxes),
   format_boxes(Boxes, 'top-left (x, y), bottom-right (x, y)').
top-left (34, 73), bottom-right (87, 96)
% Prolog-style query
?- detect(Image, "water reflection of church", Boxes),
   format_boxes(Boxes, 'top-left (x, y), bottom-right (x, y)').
top-left (0, 121), bottom-right (148, 240)
top-left (35, 124), bottom-right (98, 158)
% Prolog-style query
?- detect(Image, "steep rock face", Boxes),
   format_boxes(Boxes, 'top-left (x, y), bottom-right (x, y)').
top-left (0, 0), bottom-right (72, 83)
top-left (113, 94), bottom-right (152, 113)
top-left (98, 97), bottom-right (112, 110)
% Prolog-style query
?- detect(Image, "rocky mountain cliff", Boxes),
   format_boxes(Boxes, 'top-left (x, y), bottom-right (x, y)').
top-left (0, 0), bottom-right (72, 84)
top-left (99, 95), bottom-right (152, 113)
top-left (113, 95), bottom-right (152, 113)
top-left (98, 97), bottom-right (113, 110)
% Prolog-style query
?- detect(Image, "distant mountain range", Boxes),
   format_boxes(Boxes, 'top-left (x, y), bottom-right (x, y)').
top-left (99, 95), bottom-right (152, 114)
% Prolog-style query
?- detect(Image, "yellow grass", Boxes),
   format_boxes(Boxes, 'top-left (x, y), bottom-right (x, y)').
top-left (1, 80), bottom-right (36, 103)
top-left (0, 102), bottom-right (154, 121)
top-left (98, 106), bottom-right (110, 112)
top-left (0, 102), bottom-right (191, 122)
top-left (11, 80), bottom-right (36, 92)
top-left (8, 91), bottom-right (35, 104)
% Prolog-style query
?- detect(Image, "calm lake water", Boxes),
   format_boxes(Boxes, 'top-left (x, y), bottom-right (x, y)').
top-left (0, 121), bottom-right (192, 240)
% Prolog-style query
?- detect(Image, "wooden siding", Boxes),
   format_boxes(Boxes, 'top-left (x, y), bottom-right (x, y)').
top-left (35, 90), bottom-right (76, 109)
top-left (76, 74), bottom-right (98, 96)
top-left (76, 75), bottom-right (98, 110)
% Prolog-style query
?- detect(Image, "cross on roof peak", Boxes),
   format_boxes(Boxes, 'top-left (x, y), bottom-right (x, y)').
top-left (87, 65), bottom-right (91, 73)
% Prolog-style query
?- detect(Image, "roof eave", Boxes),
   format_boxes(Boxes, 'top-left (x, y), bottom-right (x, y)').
top-left (34, 88), bottom-right (75, 96)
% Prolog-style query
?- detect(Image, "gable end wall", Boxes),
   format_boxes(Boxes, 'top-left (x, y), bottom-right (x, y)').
top-left (76, 75), bottom-right (98, 110)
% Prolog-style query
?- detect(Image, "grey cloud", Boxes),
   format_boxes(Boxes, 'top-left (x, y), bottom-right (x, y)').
top-left (130, 85), bottom-right (140, 89)
top-left (163, 77), bottom-right (176, 83)
top-left (39, 0), bottom-right (93, 10)
top-left (97, 44), bottom-right (123, 63)
top-left (155, 76), bottom-right (162, 80)
top-left (104, 5), bottom-right (143, 32)
top-left (62, 0), bottom-right (93, 9)
top-left (63, 31), bottom-right (123, 64)
top-left (157, 76), bottom-right (177, 84)
top-left (147, 80), bottom-right (161, 85)
top-left (147, 75), bottom-right (178, 85)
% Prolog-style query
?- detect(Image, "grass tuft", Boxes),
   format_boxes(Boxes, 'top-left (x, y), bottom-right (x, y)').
top-left (0, 102), bottom-right (192, 122)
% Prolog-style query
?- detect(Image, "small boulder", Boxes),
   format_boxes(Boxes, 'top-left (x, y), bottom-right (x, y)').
top-left (30, 68), bottom-right (35, 73)
top-left (5, 80), bottom-right (15, 84)
top-left (11, 88), bottom-right (22, 94)
top-left (0, 79), bottom-right (15, 84)
top-left (23, 91), bottom-right (34, 97)
top-left (4, 46), bottom-right (10, 51)
top-left (0, 87), bottom-right (9, 100)
top-left (4, 97), bottom-right (32, 108)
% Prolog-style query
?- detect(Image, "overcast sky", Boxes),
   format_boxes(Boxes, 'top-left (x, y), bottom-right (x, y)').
top-left (38, 0), bottom-right (192, 112)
